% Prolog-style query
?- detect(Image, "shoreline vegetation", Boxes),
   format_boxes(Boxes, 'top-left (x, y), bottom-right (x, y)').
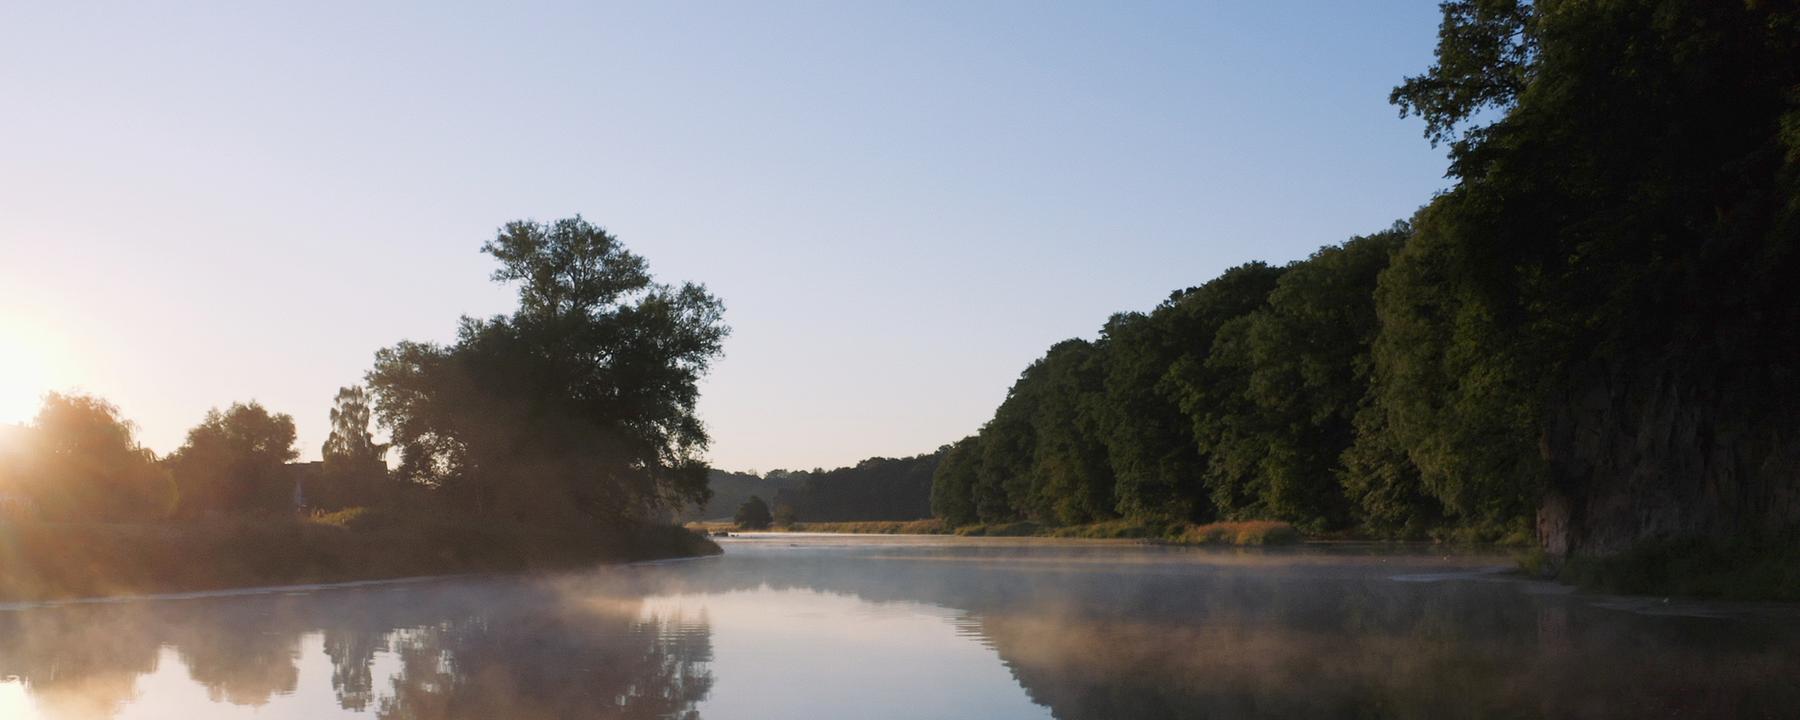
top-left (699, 518), bottom-right (1800, 602)
top-left (0, 219), bottom-right (733, 602)
top-left (901, 2), bottom-right (1800, 603)
top-left (687, 519), bottom-right (1307, 546)
top-left (0, 511), bottom-right (717, 603)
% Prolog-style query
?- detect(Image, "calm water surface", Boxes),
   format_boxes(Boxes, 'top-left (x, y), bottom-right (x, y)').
top-left (2, 535), bottom-right (1797, 719)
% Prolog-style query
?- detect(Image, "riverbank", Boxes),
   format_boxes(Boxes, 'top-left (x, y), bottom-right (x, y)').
top-left (1541, 536), bottom-right (1800, 603)
top-left (687, 518), bottom-right (1305, 546)
top-left (0, 511), bottom-right (719, 602)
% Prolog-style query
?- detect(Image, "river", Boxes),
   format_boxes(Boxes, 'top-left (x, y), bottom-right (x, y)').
top-left (1, 534), bottom-right (1796, 719)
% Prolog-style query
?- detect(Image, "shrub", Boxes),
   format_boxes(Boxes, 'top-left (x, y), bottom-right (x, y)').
top-left (1176, 520), bottom-right (1302, 546)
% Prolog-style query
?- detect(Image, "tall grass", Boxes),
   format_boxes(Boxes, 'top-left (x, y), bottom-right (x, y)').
top-left (790, 519), bottom-right (948, 534)
top-left (1174, 520), bottom-right (1302, 546)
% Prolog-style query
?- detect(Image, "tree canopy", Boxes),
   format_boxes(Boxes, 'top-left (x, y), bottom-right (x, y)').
top-left (734, 495), bottom-right (772, 530)
top-left (931, 0), bottom-right (1800, 549)
top-left (368, 216), bottom-right (728, 523)
top-left (0, 393), bottom-right (172, 521)
top-left (165, 401), bottom-right (299, 516)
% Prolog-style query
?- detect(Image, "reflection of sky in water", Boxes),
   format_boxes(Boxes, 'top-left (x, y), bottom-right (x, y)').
top-left (643, 589), bottom-right (1050, 719)
top-left (1, 635), bottom-right (404, 720)
top-left (2, 537), bottom-right (1798, 719)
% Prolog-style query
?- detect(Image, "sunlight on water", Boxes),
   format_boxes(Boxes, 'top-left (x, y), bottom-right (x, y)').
top-left (1, 679), bottom-right (38, 720)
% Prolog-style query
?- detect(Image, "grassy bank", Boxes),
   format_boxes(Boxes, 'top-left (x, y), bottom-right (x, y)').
top-left (0, 510), bottom-right (719, 602)
top-left (692, 517), bottom-right (1304, 546)
top-left (1545, 536), bottom-right (1800, 602)
top-left (790, 519), bottom-right (950, 534)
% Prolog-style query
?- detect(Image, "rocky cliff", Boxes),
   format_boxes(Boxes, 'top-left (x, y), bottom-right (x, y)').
top-left (1538, 358), bottom-right (1800, 557)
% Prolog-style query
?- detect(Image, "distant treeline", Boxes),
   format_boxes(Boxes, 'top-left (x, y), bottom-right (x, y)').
top-left (934, 0), bottom-right (1800, 555)
top-left (770, 452), bottom-right (942, 522)
top-left (682, 451), bottom-right (943, 524)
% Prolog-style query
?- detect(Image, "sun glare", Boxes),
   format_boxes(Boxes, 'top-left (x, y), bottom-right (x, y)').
top-left (0, 680), bottom-right (38, 720)
top-left (0, 315), bottom-right (67, 425)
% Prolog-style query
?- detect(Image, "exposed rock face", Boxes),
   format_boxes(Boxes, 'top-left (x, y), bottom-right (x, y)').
top-left (1538, 359), bottom-right (1800, 557)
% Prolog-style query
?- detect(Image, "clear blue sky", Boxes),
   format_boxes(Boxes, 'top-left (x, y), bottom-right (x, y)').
top-left (0, 1), bottom-right (1451, 472)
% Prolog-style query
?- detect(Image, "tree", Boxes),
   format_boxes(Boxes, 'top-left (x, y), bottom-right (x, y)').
top-left (770, 451), bottom-right (943, 522)
top-left (1177, 228), bottom-right (1409, 529)
top-left (165, 402), bottom-right (298, 516)
top-left (734, 495), bottom-right (772, 530)
top-left (317, 385), bottom-right (388, 509)
top-left (2, 392), bottom-right (172, 521)
top-left (368, 216), bottom-right (728, 522)
top-left (1108, 262), bottom-right (1284, 523)
top-left (929, 436), bottom-right (983, 527)
top-left (1380, 0), bottom-right (1800, 546)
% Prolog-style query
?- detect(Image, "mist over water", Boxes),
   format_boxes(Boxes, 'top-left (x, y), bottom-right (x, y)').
top-left (2, 536), bottom-right (1796, 719)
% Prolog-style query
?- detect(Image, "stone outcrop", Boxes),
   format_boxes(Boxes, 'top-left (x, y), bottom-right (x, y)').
top-left (1538, 358), bottom-right (1800, 557)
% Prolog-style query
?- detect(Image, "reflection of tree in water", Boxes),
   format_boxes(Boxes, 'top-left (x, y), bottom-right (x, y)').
top-left (4, 545), bottom-right (1798, 720)
top-left (0, 605), bottom-right (161, 720)
top-left (0, 578), bottom-right (713, 720)
top-left (165, 599), bottom-right (304, 706)
top-left (376, 600), bottom-right (713, 720)
top-left (615, 545), bottom-right (1800, 720)
top-left (324, 626), bottom-right (386, 711)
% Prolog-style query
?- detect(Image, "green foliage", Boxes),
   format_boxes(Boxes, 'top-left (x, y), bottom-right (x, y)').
top-left (769, 451), bottom-right (942, 522)
top-left (929, 436), bottom-right (982, 527)
top-left (931, 0), bottom-right (1800, 567)
top-left (676, 468), bottom-right (801, 523)
top-left (1390, 0), bottom-right (1535, 147)
top-left (1179, 242), bottom-right (1401, 529)
top-left (1176, 521), bottom-right (1302, 546)
top-left (733, 495), bottom-right (772, 530)
top-left (952, 520), bottom-right (1044, 537)
top-left (1014, 341), bottom-right (1115, 525)
top-left (368, 216), bottom-right (728, 523)
top-left (1380, 0), bottom-right (1800, 539)
top-left (166, 401), bottom-right (299, 516)
top-left (1559, 536), bottom-right (1800, 602)
top-left (784, 519), bottom-right (948, 534)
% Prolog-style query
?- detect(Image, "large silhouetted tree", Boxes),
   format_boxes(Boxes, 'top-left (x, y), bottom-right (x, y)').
top-left (0, 393), bottom-right (172, 521)
top-left (368, 217), bottom-right (728, 522)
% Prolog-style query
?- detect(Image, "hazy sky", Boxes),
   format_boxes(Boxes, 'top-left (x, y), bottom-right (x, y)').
top-left (0, 1), bottom-right (1450, 472)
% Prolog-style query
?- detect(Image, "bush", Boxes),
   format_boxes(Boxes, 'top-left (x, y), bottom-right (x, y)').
top-left (1558, 536), bottom-right (1800, 602)
top-left (1176, 521), bottom-right (1302, 546)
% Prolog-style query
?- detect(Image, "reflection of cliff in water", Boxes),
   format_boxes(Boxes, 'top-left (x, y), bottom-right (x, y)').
top-left (0, 579), bottom-right (713, 720)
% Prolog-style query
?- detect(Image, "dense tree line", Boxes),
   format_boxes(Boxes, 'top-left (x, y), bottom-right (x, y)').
top-left (768, 450), bottom-right (943, 522)
top-left (936, 0), bottom-right (1800, 551)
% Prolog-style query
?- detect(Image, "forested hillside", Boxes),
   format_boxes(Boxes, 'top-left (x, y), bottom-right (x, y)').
top-left (932, 0), bottom-right (1800, 557)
